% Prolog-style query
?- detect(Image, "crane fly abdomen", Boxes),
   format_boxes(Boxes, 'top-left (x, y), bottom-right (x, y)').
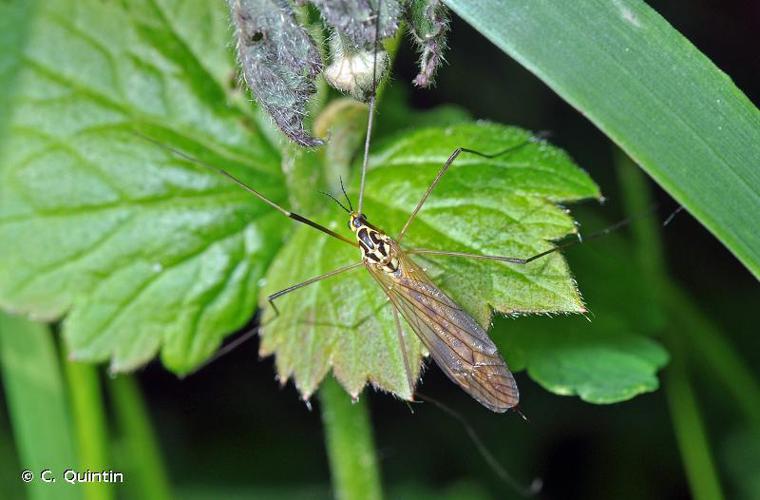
top-left (350, 212), bottom-right (519, 412)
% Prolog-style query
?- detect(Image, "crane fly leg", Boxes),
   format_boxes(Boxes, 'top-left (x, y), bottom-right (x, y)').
top-left (392, 305), bottom-right (416, 399)
top-left (405, 247), bottom-right (559, 265)
top-left (292, 300), bottom-right (391, 330)
top-left (397, 138), bottom-right (541, 242)
top-left (266, 262), bottom-right (363, 321)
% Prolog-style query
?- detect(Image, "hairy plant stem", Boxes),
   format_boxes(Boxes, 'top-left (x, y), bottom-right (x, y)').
top-left (319, 376), bottom-right (382, 500)
top-left (617, 153), bottom-right (724, 500)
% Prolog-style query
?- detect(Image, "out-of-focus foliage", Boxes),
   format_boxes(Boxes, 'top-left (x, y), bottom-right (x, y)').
top-left (445, 0), bottom-right (760, 280)
top-left (0, 313), bottom-right (79, 500)
top-left (497, 210), bottom-right (669, 403)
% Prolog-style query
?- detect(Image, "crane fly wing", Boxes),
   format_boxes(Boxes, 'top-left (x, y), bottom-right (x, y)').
top-left (367, 248), bottom-right (519, 413)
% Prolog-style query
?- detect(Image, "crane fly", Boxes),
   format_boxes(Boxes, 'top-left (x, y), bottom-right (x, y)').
top-left (138, 4), bottom-right (577, 413)
top-left (146, 131), bottom-right (551, 413)
top-left (354, 212), bottom-right (520, 412)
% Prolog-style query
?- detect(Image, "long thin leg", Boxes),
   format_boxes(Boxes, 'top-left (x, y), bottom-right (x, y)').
top-left (267, 262), bottom-right (363, 318)
top-left (392, 305), bottom-right (415, 399)
top-left (405, 206), bottom-right (658, 265)
top-left (397, 139), bottom-right (538, 242)
top-left (407, 248), bottom-right (543, 265)
top-left (194, 261), bottom-right (363, 373)
top-left (292, 300), bottom-right (390, 330)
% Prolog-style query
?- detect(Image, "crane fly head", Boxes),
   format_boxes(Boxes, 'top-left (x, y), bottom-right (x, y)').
top-left (348, 211), bottom-right (368, 232)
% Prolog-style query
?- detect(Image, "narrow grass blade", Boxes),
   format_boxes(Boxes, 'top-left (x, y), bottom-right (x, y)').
top-left (618, 154), bottom-right (760, 426)
top-left (617, 154), bottom-right (726, 499)
top-left (445, 0), bottom-right (760, 279)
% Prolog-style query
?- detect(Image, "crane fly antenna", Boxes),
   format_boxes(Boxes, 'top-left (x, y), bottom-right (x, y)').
top-left (339, 176), bottom-right (353, 212)
top-left (663, 205), bottom-right (684, 227)
top-left (132, 131), bottom-right (357, 247)
top-left (320, 191), bottom-right (351, 213)
top-left (416, 392), bottom-right (543, 497)
top-left (357, 0), bottom-right (382, 214)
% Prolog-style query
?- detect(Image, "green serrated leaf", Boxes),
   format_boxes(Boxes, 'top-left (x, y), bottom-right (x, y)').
top-left (0, 0), bottom-right (286, 373)
top-left (260, 122), bottom-right (600, 399)
top-left (497, 210), bottom-right (669, 404)
top-left (0, 0), bottom-right (669, 409)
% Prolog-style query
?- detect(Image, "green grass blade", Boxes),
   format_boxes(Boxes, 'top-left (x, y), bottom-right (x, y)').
top-left (62, 360), bottom-right (113, 500)
top-left (444, 0), bottom-right (760, 279)
top-left (319, 377), bottom-right (382, 500)
top-left (0, 313), bottom-right (80, 500)
top-left (108, 375), bottom-right (172, 500)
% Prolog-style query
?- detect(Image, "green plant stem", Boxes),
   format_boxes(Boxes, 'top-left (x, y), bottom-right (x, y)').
top-left (618, 152), bottom-right (760, 426)
top-left (663, 285), bottom-right (760, 427)
top-left (108, 375), bottom-right (172, 500)
top-left (666, 341), bottom-right (725, 500)
top-left (319, 377), bottom-right (382, 500)
top-left (307, 32), bottom-right (404, 500)
top-left (0, 314), bottom-right (79, 500)
top-left (617, 154), bottom-right (724, 500)
top-left (62, 358), bottom-right (113, 500)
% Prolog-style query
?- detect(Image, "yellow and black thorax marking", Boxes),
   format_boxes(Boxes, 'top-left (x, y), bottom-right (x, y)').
top-left (349, 213), bottom-right (400, 273)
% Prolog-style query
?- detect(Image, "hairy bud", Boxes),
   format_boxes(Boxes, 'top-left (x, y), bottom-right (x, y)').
top-left (312, 0), bottom-right (403, 49)
top-left (324, 34), bottom-right (389, 101)
top-left (408, 0), bottom-right (450, 88)
top-left (228, 0), bottom-right (323, 147)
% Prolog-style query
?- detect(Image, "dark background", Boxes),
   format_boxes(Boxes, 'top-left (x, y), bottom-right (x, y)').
top-left (130, 1), bottom-right (759, 498)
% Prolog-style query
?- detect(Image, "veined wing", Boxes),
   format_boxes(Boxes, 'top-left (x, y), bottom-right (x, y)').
top-left (367, 245), bottom-right (519, 412)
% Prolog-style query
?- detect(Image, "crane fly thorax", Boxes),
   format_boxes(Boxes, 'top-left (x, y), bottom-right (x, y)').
top-left (349, 213), bottom-right (399, 273)
top-left (357, 226), bottom-right (400, 273)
